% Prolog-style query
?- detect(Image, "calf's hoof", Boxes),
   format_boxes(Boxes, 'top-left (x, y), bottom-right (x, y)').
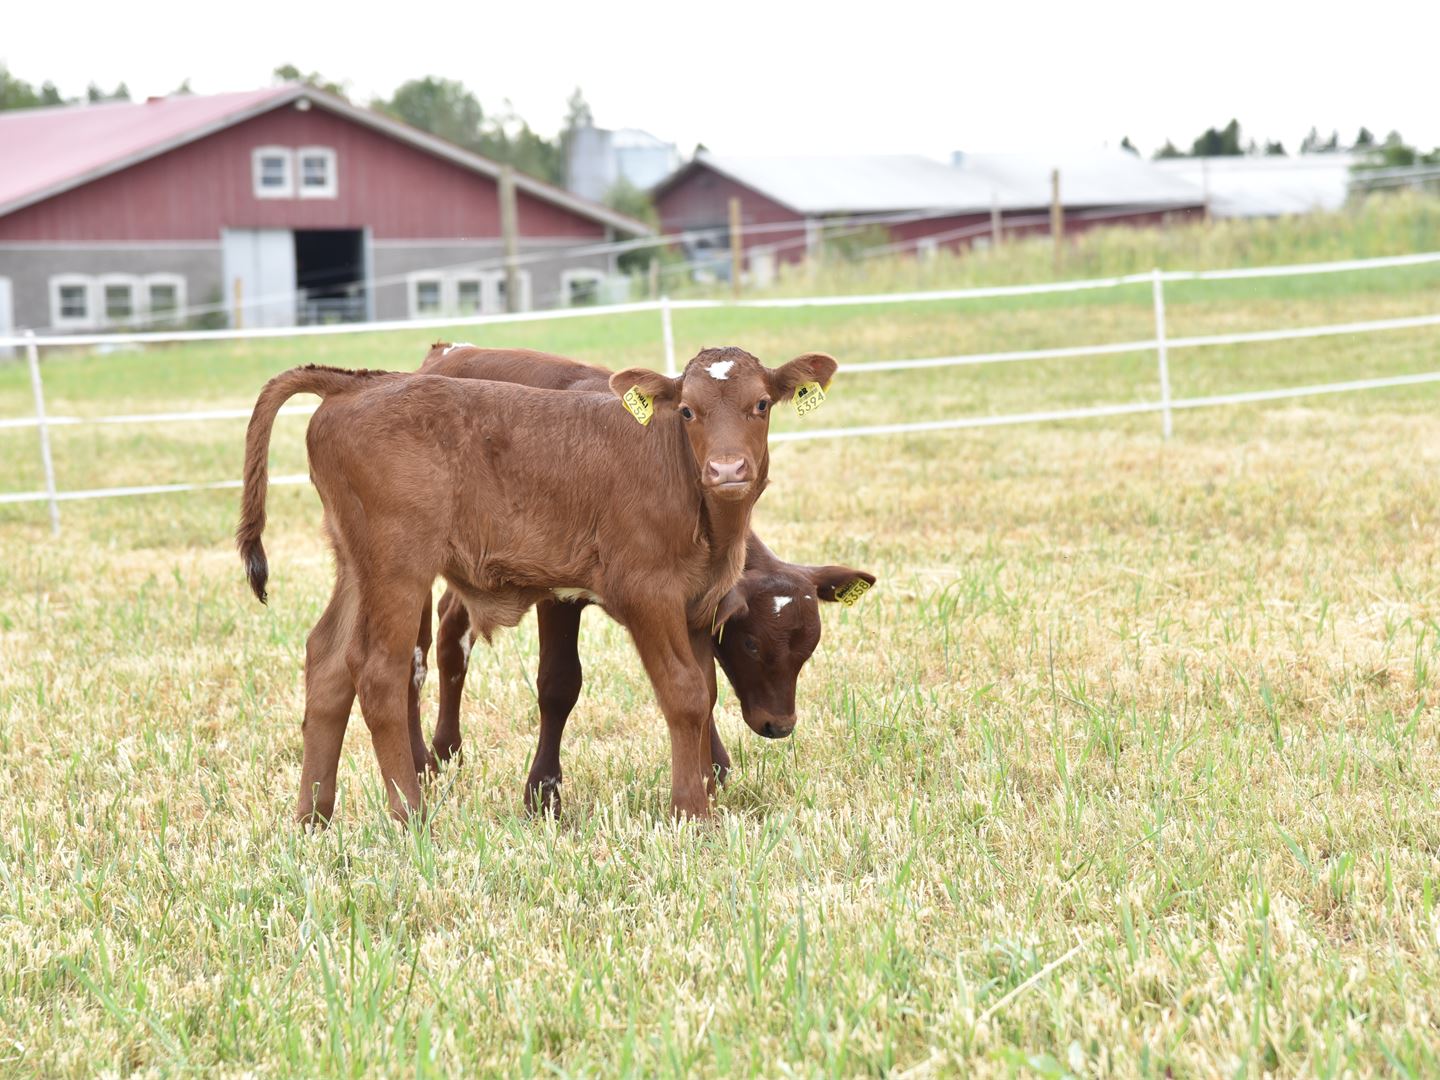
top-left (432, 740), bottom-right (463, 767)
top-left (524, 773), bottom-right (562, 817)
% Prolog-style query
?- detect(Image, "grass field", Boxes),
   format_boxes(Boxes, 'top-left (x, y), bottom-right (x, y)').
top-left (3, 203), bottom-right (1440, 1076)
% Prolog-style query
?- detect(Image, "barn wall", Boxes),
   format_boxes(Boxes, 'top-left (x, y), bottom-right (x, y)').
top-left (654, 167), bottom-right (808, 267)
top-left (0, 244), bottom-right (223, 332)
top-left (0, 104), bottom-right (610, 243)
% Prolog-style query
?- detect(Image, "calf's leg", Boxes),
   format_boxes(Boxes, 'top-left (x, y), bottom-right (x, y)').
top-left (407, 591), bottom-right (438, 777)
top-left (524, 599), bottom-right (585, 815)
top-left (432, 590), bottom-right (472, 764)
top-left (348, 581), bottom-right (431, 823)
top-left (629, 612), bottom-right (717, 820)
top-left (709, 721), bottom-right (732, 787)
top-left (297, 574), bottom-right (358, 826)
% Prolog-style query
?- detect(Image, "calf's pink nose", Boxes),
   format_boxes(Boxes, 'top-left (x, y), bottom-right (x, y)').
top-left (707, 458), bottom-right (748, 484)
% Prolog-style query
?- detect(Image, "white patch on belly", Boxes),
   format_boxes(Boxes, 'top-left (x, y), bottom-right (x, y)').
top-left (706, 360), bottom-right (735, 380)
top-left (772, 596), bottom-right (794, 614)
top-left (552, 587), bottom-right (602, 604)
top-left (443, 342), bottom-right (475, 356)
top-left (412, 647), bottom-right (427, 690)
top-left (459, 629), bottom-right (472, 666)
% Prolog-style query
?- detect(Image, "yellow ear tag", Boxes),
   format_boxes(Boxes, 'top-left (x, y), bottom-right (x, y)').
top-left (834, 577), bottom-right (872, 607)
top-left (794, 381), bottom-right (827, 417)
top-left (622, 386), bottom-right (654, 426)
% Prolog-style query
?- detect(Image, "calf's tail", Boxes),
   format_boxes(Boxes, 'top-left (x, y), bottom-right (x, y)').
top-left (236, 364), bottom-right (385, 603)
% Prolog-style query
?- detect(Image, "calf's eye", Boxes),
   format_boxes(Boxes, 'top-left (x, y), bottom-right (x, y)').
top-left (680, 405), bottom-right (695, 421)
top-left (743, 637), bottom-right (761, 657)
top-left (755, 400), bottom-right (769, 415)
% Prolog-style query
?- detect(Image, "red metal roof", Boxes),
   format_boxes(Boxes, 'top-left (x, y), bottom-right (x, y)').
top-left (0, 87), bottom-right (295, 216)
top-left (0, 85), bottom-right (651, 235)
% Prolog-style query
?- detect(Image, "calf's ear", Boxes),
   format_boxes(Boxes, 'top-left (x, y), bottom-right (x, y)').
top-left (808, 565), bottom-right (877, 602)
top-left (712, 585), bottom-right (750, 635)
top-left (767, 352), bottom-right (838, 403)
top-left (610, 367), bottom-right (680, 403)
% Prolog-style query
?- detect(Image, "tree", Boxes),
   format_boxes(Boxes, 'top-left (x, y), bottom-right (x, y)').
top-left (1354, 127), bottom-right (1375, 149)
top-left (273, 64), bottom-right (347, 99)
top-left (86, 81), bottom-right (130, 103)
top-left (1, 65), bottom-right (65, 110)
top-left (375, 78), bottom-right (570, 184)
top-left (377, 76), bottom-right (487, 156)
top-left (1153, 139), bottom-right (1183, 159)
top-left (1264, 140), bottom-right (1286, 156)
top-left (1300, 126), bottom-right (1339, 154)
top-left (172, 78), bottom-right (194, 96)
top-left (1119, 135), bottom-right (1138, 155)
top-left (1191, 118), bottom-right (1242, 157)
top-left (604, 177), bottom-right (663, 275)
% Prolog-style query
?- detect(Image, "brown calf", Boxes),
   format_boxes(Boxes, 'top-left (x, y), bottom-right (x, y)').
top-left (413, 343), bottom-right (874, 814)
top-left (237, 347), bottom-right (836, 822)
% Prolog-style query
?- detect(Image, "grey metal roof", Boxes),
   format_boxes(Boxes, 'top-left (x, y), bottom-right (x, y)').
top-left (953, 150), bottom-right (1206, 209)
top-left (1153, 154), bottom-right (1357, 217)
top-left (671, 149), bottom-right (1204, 216)
top-left (691, 152), bottom-right (1002, 214)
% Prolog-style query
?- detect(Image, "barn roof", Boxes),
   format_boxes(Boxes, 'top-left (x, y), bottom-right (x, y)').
top-left (654, 149), bottom-right (1203, 216)
top-left (1153, 154), bottom-right (1357, 217)
top-left (654, 152), bottom-right (1003, 214)
top-left (0, 84), bottom-right (651, 234)
top-left (954, 149), bottom-right (1205, 209)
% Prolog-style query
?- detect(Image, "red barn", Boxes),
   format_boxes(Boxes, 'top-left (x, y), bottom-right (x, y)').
top-left (0, 84), bottom-right (650, 336)
top-left (650, 151), bottom-right (1204, 282)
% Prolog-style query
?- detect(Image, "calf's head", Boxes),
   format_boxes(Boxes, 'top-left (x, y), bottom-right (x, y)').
top-left (610, 347), bottom-right (837, 501)
top-left (712, 563), bottom-right (877, 738)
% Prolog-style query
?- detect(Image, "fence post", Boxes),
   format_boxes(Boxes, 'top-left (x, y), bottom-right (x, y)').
top-left (661, 295), bottom-right (677, 376)
top-left (24, 330), bottom-right (60, 534)
top-left (1151, 267), bottom-right (1173, 439)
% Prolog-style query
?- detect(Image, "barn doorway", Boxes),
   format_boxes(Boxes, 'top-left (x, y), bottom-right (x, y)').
top-left (294, 229), bottom-right (366, 324)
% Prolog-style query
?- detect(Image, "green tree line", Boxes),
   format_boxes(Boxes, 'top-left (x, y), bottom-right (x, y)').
top-left (1126, 118), bottom-right (1439, 167)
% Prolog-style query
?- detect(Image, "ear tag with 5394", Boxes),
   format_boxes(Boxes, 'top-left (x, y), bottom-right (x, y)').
top-left (794, 381), bottom-right (827, 417)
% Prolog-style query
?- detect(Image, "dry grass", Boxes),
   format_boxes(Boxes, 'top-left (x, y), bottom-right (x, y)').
top-left (2, 215), bottom-right (1440, 1076)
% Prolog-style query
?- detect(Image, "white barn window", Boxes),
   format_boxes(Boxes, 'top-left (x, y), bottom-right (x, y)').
top-left (100, 274), bottom-right (140, 323)
top-left (252, 146), bottom-right (294, 198)
top-left (143, 273), bottom-right (187, 321)
top-left (297, 146), bottom-right (338, 198)
top-left (407, 274), bottom-right (445, 317)
top-left (487, 270), bottom-right (531, 314)
top-left (49, 274), bottom-right (95, 329)
top-left (561, 268), bottom-right (605, 306)
top-left (453, 275), bottom-right (484, 315)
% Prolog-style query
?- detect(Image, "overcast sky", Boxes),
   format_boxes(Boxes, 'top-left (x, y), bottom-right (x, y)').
top-left (7, 0), bottom-right (1439, 160)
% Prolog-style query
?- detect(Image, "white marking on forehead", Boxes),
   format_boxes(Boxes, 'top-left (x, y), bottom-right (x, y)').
top-left (443, 342), bottom-right (475, 356)
top-left (772, 596), bottom-right (794, 614)
top-left (706, 360), bottom-right (735, 381)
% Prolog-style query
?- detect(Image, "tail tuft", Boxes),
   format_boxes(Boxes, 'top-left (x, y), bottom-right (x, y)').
top-left (240, 537), bottom-right (269, 603)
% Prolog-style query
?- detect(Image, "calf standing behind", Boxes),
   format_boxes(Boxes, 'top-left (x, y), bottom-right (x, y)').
top-left (414, 343), bottom-right (874, 814)
top-left (237, 348), bottom-right (836, 823)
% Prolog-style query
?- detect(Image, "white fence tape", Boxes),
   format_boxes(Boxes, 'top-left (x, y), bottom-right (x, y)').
top-left (770, 370), bottom-right (1440, 444)
top-left (3, 247), bottom-right (1440, 514)
top-left (0, 474), bottom-right (310, 506)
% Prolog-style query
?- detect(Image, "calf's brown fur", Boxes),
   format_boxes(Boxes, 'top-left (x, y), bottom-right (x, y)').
top-left (413, 343), bottom-right (874, 814)
top-left (237, 347), bottom-right (835, 823)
